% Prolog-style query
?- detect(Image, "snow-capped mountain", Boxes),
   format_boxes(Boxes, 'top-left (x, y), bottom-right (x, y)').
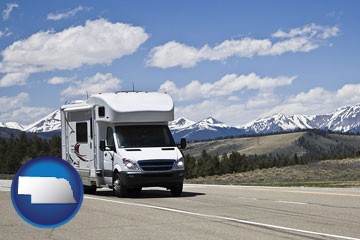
top-left (0, 122), bottom-right (25, 131)
top-left (0, 103), bottom-right (359, 141)
top-left (168, 117), bottom-right (195, 131)
top-left (323, 105), bottom-right (360, 132)
top-left (195, 117), bottom-right (230, 129)
top-left (171, 117), bottom-right (244, 142)
top-left (242, 104), bottom-right (360, 134)
top-left (242, 113), bottom-right (315, 134)
top-left (24, 110), bottom-right (61, 133)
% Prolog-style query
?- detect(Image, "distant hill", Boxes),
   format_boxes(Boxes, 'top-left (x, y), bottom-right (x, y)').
top-left (0, 127), bottom-right (59, 140)
top-left (0, 122), bottom-right (24, 131)
top-left (0, 127), bottom-right (24, 139)
top-left (183, 131), bottom-right (360, 158)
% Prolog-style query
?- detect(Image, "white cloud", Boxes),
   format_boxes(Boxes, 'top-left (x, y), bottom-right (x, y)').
top-left (289, 87), bottom-right (333, 104)
top-left (227, 95), bottom-right (241, 102)
top-left (0, 28), bottom-right (13, 38)
top-left (0, 92), bottom-right (28, 112)
top-left (61, 72), bottom-right (121, 97)
top-left (174, 100), bottom-right (265, 126)
top-left (47, 76), bottom-right (73, 85)
top-left (2, 3), bottom-right (19, 21)
top-left (200, 38), bottom-right (272, 60)
top-left (147, 24), bottom-right (339, 68)
top-left (160, 72), bottom-right (295, 125)
top-left (0, 92), bottom-right (52, 125)
top-left (271, 23), bottom-right (339, 39)
top-left (159, 73), bottom-right (296, 101)
top-left (175, 100), bottom-right (243, 123)
top-left (335, 84), bottom-right (360, 104)
top-left (0, 72), bottom-right (29, 87)
top-left (170, 82), bottom-right (360, 126)
top-left (264, 84), bottom-right (360, 117)
top-left (0, 19), bottom-right (149, 87)
top-left (147, 41), bottom-right (201, 69)
top-left (246, 93), bottom-right (279, 109)
top-left (262, 37), bottom-right (318, 56)
top-left (47, 6), bottom-right (86, 21)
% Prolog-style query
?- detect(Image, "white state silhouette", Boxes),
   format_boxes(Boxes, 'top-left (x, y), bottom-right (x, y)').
top-left (18, 176), bottom-right (77, 204)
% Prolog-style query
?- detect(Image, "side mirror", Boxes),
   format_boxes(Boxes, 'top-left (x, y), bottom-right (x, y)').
top-left (99, 140), bottom-right (106, 151)
top-left (108, 145), bottom-right (116, 152)
top-left (180, 138), bottom-right (187, 149)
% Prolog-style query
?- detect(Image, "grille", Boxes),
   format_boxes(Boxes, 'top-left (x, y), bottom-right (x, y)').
top-left (138, 160), bottom-right (175, 171)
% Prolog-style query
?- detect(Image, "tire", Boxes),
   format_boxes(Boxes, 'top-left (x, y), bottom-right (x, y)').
top-left (84, 185), bottom-right (97, 194)
top-left (129, 187), bottom-right (142, 193)
top-left (170, 185), bottom-right (183, 197)
top-left (113, 172), bottom-right (127, 198)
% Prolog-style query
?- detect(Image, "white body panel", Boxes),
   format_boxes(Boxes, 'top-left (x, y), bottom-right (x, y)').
top-left (61, 92), bottom-right (184, 190)
top-left (88, 92), bottom-right (174, 123)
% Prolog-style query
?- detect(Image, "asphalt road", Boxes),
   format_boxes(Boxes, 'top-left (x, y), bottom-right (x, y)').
top-left (1, 180), bottom-right (360, 240)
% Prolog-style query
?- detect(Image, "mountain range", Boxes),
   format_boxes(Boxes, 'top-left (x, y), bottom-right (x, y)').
top-left (0, 110), bottom-right (61, 133)
top-left (1, 104), bottom-right (359, 141)
top-left (170, 117), bottom-right (245, 141)
top-left (241, 104), bottom-right (360, 134)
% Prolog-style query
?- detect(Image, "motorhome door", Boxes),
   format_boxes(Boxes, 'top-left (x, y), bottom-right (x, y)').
top-left (65, 110), bottom-right (94, 182)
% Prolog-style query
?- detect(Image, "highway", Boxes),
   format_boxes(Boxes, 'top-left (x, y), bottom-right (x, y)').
top-left (1, 180), bottom-right (360, 240)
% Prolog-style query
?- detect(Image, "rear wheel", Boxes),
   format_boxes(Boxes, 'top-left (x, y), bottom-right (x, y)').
top-left (170, 185), bottom-right (183, 197)
top-left (113, 172), bottom-right (127, 198)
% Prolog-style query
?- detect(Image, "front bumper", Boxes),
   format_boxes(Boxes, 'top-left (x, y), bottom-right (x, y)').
top-left (119, 170), bottom-right (185, 188)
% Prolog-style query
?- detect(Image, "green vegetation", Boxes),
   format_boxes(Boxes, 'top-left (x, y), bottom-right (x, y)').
top-left (183, 131), bottom-right (360, 183)
top-left (185, 131), bottom-right (360, 158)
top-left (185, 158), bottom-right (360, 187)
top-left (0, 130), bottom-right (359, 188)
top-left (182, 131), bottom-right (360, 187)
top-left (184, 150), bottom-right (307, 179)
top-left (0, 132), bottom-right (61, 174)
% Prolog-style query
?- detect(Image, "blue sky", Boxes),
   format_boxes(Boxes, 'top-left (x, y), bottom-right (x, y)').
top-left (0, 0), bottom-right (359, 126)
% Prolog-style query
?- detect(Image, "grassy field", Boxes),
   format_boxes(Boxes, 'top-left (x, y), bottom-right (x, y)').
top-left (2, 158), bottom-right (360, 188)
top-left (184, 131), bottom-right (360, 158)
top-left (185, 158), bottom-right (360, 187)
top-left (0, 174), bottom-right (14, 180)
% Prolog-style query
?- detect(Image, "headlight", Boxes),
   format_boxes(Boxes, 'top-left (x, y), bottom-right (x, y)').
top-left (175, 157), bottom-right (185, 169)
top-left (122, 158), bottom-right (139, 170)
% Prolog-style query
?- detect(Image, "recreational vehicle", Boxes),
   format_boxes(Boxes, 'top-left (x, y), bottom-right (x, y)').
top-left (61, 92), bottom-right (186, 197)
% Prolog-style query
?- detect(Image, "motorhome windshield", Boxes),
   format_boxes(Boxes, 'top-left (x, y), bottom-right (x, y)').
top-left (115, 125), bottom-right (176, 148)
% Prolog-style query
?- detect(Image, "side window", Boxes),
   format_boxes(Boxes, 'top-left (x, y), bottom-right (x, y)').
top-left (106, 127), bottom-right (115, 147)
top-left (76, 122), bottom-right (88, 143)
top-left (98, 106), bottom-right (105, 117)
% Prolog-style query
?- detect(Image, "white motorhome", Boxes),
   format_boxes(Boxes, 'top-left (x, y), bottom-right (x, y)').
top-left (61, 92), bottom-right (186, 197)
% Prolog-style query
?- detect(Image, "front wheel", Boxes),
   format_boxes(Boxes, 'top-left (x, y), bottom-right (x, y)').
top-left (113, 172), bottom-right (127, 198)
top-left (129, 187), bottom-right (142, 193)
top-left (84, 185), bottom-right (97, 194)
top-left (170, 185), bottom-right (183, 197)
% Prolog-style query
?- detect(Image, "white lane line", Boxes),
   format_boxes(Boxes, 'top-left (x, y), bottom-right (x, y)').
top-left (84, 196), bottom-right (360, 240)
top-left (238, 196), bottom-right (258, 201)
top-left (0, 180), bottom-right (12, 192)
top-left (237, 197), bottom-right (307, 205)
top-left (184, 184), bottom-right (360, 198)
top-left (275, 200), bottom-right (308, 205)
